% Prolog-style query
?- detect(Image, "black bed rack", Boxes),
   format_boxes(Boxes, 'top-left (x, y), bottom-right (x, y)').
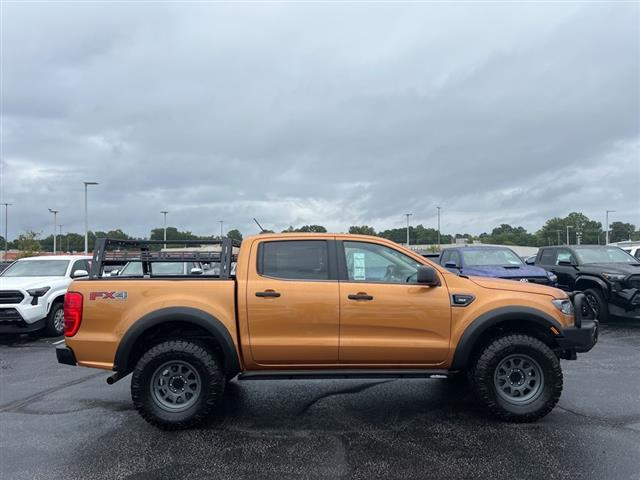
top-left (90, 238), bottom-right (240, 279)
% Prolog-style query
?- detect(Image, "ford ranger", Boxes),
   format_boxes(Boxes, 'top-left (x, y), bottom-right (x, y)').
top-left (57, 235), bottom-right (598, 429)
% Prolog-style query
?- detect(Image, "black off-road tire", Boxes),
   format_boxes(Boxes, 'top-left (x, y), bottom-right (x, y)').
top-left (583, 288), bottom-right (609, 323)
top-left (43, 301), bottom-right (65, 337)
top-left (470, 334), bottom-right (562, 422)
top-left (131, 340), bottom-right (224, 430)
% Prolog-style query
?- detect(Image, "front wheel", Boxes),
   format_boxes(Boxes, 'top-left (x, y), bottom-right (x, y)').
top-left (583, 288), bottom-right (609, 323)
top-left (131, 340), bottom-right (224, 430)
top-left (471, 334), bottom-right (562, 422)
top-left (44, 302), bottom-right (65, 337)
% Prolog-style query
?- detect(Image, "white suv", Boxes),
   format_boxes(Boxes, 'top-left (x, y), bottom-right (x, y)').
top-left (0, 255), bottom-right (92, 336)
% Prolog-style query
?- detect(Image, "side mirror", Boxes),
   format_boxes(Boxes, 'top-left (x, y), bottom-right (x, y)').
top-left (417, 266), bottom-right (440, 286)
top-left (525, 258), bottom-right (535, 265)
top-left (558, 260), bottom-right (576, 267)
top-left (190, 267), bottom-right (203, 275)
top-left (444, 261), bottom-right (459, 269)
top-left (72, 269), bottom-right (89, 278)
top-left (111, 270), bottom-right (119, 276)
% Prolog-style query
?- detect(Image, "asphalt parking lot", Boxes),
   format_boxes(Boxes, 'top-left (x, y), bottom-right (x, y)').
top-left (1, 323), bottom-right (639, 480)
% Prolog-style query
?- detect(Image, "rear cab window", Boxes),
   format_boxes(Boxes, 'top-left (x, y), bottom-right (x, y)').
top-left (258, 240), bottom-right (330, 280)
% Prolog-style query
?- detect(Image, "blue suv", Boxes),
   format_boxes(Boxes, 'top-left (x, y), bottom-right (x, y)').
top-left (440, 246), bottom-right (557, 286)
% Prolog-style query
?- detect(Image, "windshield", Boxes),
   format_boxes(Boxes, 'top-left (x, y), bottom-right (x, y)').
top-left (574, 247), bottom-right (638, 264)
top-left (1, 260), bottom-right (69, 277)
top-left (461, 249), bottom-right (523, 267)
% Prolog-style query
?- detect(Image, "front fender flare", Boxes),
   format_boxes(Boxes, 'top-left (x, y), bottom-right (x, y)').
top-left (113, 307), bottom-right (240, 378)
top-left (575, 275), bottom-right (609, 298)
top-left (451, 306), bottom-right (563, 371)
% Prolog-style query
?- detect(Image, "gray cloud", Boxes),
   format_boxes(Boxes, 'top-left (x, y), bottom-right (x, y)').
top-left (1, 2), bottom-right (638, 240)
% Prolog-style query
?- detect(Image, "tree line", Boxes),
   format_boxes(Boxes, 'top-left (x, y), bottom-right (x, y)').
top-left (1, 211), bottom-right (637, 255)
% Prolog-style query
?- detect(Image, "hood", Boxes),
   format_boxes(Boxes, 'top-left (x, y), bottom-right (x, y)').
top-left (0, 276), bottom-right (67, 291)
top-left (462, 264), bottom-right (550, 278)
top-left (579, 263), bottom-right (640, 276)
top-left (467, 276), bottom-right (565, 297)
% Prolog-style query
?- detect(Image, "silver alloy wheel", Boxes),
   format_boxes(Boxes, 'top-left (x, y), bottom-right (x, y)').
top-left (151, 360), bottom-right (202, 412)
top-left (53, 308), bottom-right (65, 334)
top-left (494, 354), bottom-right (544, 405)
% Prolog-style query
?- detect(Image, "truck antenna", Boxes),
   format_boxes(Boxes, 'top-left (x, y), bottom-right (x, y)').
top-left (253, 218), bottom-right (267, 233)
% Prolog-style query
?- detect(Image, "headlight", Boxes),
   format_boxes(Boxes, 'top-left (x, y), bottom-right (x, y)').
top-left (26, 287), bottom-right (50, 305)
top-left (552, 299), bottom-right (574, 315)
top-left (27, 286), bottom-right (50, 297)
top-left (602, 272), bottom-right (625, 282)
top-left (547, 272), bottom-right (558, 283)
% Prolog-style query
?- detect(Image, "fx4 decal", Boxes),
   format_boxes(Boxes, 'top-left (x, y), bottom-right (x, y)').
top-left (89, 291), bottom-right (128, 301)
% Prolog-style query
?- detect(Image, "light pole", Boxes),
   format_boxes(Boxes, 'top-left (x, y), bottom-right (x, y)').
top-left (1, 203), bottom-right (11, 261)
top-left (605, 210), bottom-right (615, 245)
top-left (58, 225), bottom-right (64, 252)
top-left (160, 211), bottom-right (168, 249)
top-left (566, 225), bottom-right (573, 245)
top-left (436, 206), bottom-right (441, 249)
top-left (83, 181), bottom-right (99, 254)
top-left (48, 209), bottom-right (59, 254)
top-left (404, 213), bottom-right (412, 246)
top-left (219, 220), bottom-right (224, 239)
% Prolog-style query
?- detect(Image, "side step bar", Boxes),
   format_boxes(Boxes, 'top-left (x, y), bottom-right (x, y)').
top-left (237, 369), bottom-right (451, 381)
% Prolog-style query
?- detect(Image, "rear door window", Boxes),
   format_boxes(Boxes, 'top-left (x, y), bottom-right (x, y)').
top-left (259, 241), bottom-right (329, 280)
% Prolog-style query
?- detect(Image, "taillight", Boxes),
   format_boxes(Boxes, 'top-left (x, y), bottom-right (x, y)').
top-left (64, 292), bottom-right (83, 337)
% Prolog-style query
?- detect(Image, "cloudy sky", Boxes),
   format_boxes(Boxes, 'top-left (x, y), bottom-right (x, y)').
top-left (1, 2), bottom-right (638, 240)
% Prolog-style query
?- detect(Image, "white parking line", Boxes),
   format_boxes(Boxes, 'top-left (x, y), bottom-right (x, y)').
top-left (52, 339), bottom-right (65, 345)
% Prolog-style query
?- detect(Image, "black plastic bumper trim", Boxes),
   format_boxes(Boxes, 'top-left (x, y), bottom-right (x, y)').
top-left (56, 346), bottom-right (77, 366)
top-left (556, 320), bottom-right (599, 353)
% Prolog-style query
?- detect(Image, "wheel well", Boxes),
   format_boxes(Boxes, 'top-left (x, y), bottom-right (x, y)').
top-left (125, 321), bottom-right (226, 374)
top-left (465, 319), bottom-right (558, 370)
top-left (48, 295), bottom-right (65, 312)
top-left (575, 278), bottom-right (606, 296)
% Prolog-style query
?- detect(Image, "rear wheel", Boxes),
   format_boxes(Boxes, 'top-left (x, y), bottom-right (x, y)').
top-left (470, 334), bottom-right (562, 422)
top-left (131, 340), bottom-right (224, 430)
top-left (583, 288), bottom-right (609, 323)
top-left (44, 302), bottom-right (65, 337)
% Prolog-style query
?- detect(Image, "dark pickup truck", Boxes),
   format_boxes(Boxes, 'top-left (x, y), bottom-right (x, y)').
top-left (534, 245), bottom-right (640, 321)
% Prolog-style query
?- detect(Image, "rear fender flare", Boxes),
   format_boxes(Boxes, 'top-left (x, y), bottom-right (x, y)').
top-left (113, 307), bottom-right (240, 378)
top-left (451, 306), bottom-right (563, 370)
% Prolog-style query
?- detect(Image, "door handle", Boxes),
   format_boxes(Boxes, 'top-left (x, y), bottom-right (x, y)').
top-left (255, 290), bottom-right (281, 298)
top-left (348, 293), bottom-right (373, 301)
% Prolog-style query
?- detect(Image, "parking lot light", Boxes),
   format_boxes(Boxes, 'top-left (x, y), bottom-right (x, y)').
top-left (83, 181), bottom-right (99, 255)
top-left (161, 211), bottom-right (168, 249)
top-left (1, 202), bottom-right (11, 261)
top-left (48, 209), bottom-right (59, 254)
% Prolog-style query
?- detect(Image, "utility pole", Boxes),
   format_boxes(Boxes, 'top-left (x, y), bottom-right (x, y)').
top-left (556, 230), bottom-right (561, 245)
top-left (605, 210), bottom-right (615, 245)
top-left (48, 209), bottom-right (59, 254)
top-left (160, 211), bottom-right (168, 249)
top-left (83, 181), bottom-right (99, 254)
top-left (1, 203), bottom-right (11, 261)
top-left (566, 225), bottom-right (573, 245)
top-left (219, 220), bottom-right (224, 239)
top-left (404, 213), bottom-right (412, 246)
top-left (436, 206), bottom-right (441, 249)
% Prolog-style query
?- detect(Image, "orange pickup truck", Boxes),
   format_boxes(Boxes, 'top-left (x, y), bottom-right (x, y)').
top-left (57, 234), bottom-right (598, 429)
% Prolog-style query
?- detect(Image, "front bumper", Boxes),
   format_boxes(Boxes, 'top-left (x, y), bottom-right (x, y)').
top-left (56, 345), bottom-right (77, 366)
top-left (556, 292), bottom-right (599, 356)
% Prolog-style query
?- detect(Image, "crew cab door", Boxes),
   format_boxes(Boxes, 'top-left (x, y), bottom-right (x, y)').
top-left (337, 240), bottom-right (451, 365)
top-left (245, 239), bottom-right (339, 365)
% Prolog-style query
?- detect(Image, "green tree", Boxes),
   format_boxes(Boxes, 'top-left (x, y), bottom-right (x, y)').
top-left (478, 224), bottom-right (537, 246)
top-left (537, 212), bottom-right (602, 246)
top-left (281, 225), bottom-right (327, 233)
top-left (609, 222), bottom-right (636, 243)
top-left (15, 231), bottom-right (41, 258)
top-left (226, 229), bottom-right (243, 242)
top-left (348, 225), bottom-right (377, 236)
